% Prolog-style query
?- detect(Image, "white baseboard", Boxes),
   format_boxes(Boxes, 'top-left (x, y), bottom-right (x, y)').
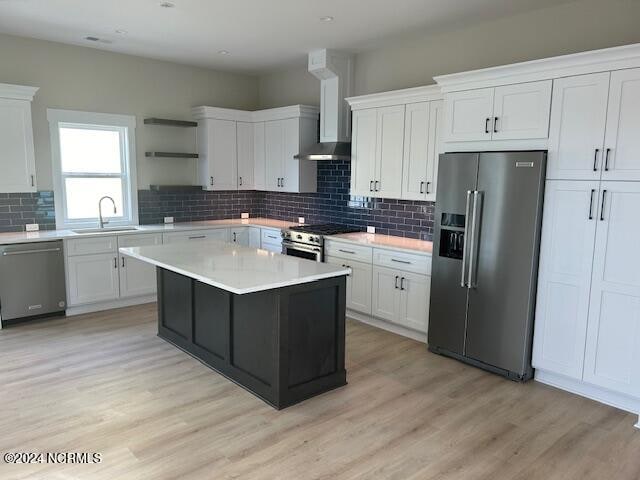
top-left (65, 295), bottom-right (156, 316)
top-left (346, 310), bottom-right (427, 344)
top-left (535, 369), bottom-right (640, 417)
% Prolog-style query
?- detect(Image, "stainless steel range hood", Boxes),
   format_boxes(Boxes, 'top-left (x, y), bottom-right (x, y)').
top-left (295, 49), bottom-right (354, 161)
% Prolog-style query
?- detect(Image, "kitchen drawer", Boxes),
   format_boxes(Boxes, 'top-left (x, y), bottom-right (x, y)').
top-left (325, 240), bottom-right (373, 263)
top-left (261, 228), bottom-right (282, 245)
top-left (117, 233), bottom-right (163, 248)
top-left (66, 236), bottom-right (117, 256)
top-left (373, 248), bottom-right (431, 275)
top-left (163, 228), bottom-right (229, 244)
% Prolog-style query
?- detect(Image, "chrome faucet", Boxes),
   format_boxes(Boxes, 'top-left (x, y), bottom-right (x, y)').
top-left (98, 196), bottom-right (116, 229)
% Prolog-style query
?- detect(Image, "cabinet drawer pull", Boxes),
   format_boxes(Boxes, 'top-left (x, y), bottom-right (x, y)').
top-left (600, 190), bottom-right (607, 221)
top-left (588, 189), bottom-right (595, 220)
top-left (485, 118), bottom-right (490, 134)
top-left (604, 148), bottom-right (611, 171)
top-left (394, 275), bottom-right (399, 289)
top-left (188, 235), bottom-right (206, 240)
top-left (400, 277), bottom-right (405, 290)
top-left (338, 249), bottom-right (356, 254)
top-left (593, 149), bottom-right (599, 172)
top-left (267, 235), bottom-right (278, 240)
top-left (391, 258), bottom-right (411, 265)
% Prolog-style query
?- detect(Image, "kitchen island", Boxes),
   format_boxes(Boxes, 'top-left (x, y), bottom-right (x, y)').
top-left (120, 241), bottom-right (350, 409)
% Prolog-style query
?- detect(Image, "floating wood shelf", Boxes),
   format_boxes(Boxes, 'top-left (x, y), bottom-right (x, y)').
top-left (149, 185), bottom-right (203, 192)
top-left (144, 118), bottom-right (198, 128)
top-left (145, 152), bottom-right (199, 159)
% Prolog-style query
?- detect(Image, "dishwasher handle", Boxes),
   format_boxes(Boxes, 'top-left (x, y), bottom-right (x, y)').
top-left (2, 247), bottom-right (62, 256)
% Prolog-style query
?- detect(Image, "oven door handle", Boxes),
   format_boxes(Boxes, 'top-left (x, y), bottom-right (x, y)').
top-left (282, 241), bottom-right (322, 255)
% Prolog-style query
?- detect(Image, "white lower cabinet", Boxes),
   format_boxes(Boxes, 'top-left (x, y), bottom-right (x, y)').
top-left (260, 228), bottom-right (283, 253)
top-left (534, 180), bottom-right (640, 409)
top-left (230, 227), bottom-right (250, 246)
top-left (118, 234), bottom-right (162, 298)
top-left (325, 256), bottom-right (372, 315)
top-left (67, 253), bottom-right (120, 306)
top-left (249, 227), bottom-right (261, 248)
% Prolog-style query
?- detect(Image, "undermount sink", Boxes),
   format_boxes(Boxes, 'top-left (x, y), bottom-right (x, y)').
top-left (72, 226), bottom-right (140, 234)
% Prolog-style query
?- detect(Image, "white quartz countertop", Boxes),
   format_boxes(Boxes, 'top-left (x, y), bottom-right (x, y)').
top-left (327, 232), bottom-right (433, 255)
top-left (0, 218), bottom-right (296, 245)
top-left (119, 240), bottom-right (350, 295)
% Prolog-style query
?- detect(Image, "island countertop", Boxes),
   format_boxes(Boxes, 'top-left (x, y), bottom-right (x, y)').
top-left (119, 240), bottom-right (350, 295)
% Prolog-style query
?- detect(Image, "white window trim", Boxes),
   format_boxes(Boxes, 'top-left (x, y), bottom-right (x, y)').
top-left (47, 109), bottom-right (138, 229)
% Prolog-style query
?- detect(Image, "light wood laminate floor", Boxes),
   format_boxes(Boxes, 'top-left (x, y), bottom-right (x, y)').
top-left (1, 304), bottom-right (639, 480)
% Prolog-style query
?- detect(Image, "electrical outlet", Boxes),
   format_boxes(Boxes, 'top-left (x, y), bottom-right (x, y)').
top-left (367, 226), bottom-right (376, 234)
top-left (298, 217), bottom-right (305, 224)
top-left (164, 216), bottom-right (174, 224)
top-left (241, 213), bottom-right (249, 219)
top-left (25, 223), bottom-right (39, 232)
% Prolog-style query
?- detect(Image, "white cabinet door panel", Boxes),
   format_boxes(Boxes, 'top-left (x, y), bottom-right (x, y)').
top-left (401, 102), bottom-right (429, 201)
top-left (67, 253), bottom-right (120, 306)
top-left (491, 80), bottom-right (552, 141)
top-left (118, 233), bottom-right (162, 298)
top-left (547, 73), bottom-right (610, 180)
top-left (443, 88), bottom-right (494, 142)
top-left (0, 98), bottom-right (36, 192)
top-left (253, 122), bottom-right (266, 190)
top-left (398, 272), bottom-right (430, 333)
top-left (325, 256), bottom-right (372, 315)
top-left (425, 100), bottom-right (443, 202)
top-left (375, 105), bottom-right (405, 199)
top-left (265, 120), bottom-right (284, 190)
top-left (603, 68), bottom-right (640, 181)
top-left (237, 122), bottom-right (254, 190)
top-left (249, 227), bottom-right (261, 248)
top-left (532, 181), bottom-right (599, 379)
top-left (281, 117), bottom-right (300, 193)
top-left (350, 109), bottom-right (378, 196)
top-left (372, 266), bottom-right (401, 322)
top-left (230, 228), bottom-right (250, 246)
top-left (584, 182), bottom-right (640, 397)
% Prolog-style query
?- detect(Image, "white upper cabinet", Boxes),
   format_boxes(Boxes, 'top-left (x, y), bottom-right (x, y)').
top-left (583, 182), bottom-right (640, 397)
top-left (602, 68), bottom-right (640, 181)
top-left (533, 180), bottom-right (599, 379)
top-left (0, 84), bottom-right (39, 193)
top-left (253, 121), bottom-right (266, 190)
top-left (197, 118), bottom-right (237, 191)
top-left (375, 105), bottom-right (405, 199)
top-left (192, 105), bottom-right (318, 193)
top-left (236, 122), bottom-right (254, 190)
top-left (491, 81), bottom-right (552, 140)
top-left (547, 73), bottom-right (610, 180)
top-left (443, 88), bottom-right (494, 142)
top-left (350, 108), bottom-right (378, 197)
top-left (443, 81), bottom-right (551, 143)
top-left (347, 85), bottom-right (443, 200)
top-left (402, 100), bottom-right (443, 201)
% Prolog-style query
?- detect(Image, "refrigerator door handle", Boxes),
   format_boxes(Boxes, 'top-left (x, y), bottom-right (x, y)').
top-left (467, 190), bottom-right (482, 289)
top-left (460, 190), bottom-right (473, 287)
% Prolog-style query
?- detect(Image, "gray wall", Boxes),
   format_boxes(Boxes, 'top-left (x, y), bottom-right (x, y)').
top-left (0, 33), bottom-right (259, 189)
top-left (258, 0), bottom-right (640, 108)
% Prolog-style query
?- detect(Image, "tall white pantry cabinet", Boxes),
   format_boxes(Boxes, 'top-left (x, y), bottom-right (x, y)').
top-left (533, 66), bottom-right (640, 418)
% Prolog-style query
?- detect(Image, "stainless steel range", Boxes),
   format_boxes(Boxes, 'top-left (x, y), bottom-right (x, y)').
top-left (281, 224), bottom-right (361, 262)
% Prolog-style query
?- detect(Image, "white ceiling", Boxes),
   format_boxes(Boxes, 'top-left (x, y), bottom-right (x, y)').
top-left (0, 0), bottom-right (576, 74)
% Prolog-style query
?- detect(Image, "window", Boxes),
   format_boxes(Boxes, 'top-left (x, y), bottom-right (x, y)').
top-left (48, 110), bottom-right (138, 229)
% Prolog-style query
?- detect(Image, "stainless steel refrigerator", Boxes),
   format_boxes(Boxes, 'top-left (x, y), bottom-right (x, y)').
top-left (428, 151), bottom-right (546, 381)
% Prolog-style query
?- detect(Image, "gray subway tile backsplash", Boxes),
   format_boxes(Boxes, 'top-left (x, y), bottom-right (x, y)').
top-left (1, 161), bottom-right (434, 239)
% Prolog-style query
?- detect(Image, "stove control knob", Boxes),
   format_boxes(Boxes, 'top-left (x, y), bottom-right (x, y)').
top-left (296, 234), bottom-right (303, 240)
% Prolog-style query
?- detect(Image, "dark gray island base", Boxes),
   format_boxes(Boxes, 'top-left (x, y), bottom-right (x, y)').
top-left (156, 267), bottom-right (347, 409)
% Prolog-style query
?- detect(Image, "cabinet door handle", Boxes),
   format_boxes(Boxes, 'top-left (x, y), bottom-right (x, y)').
top-left (239, 176), bottom-right (243, 186)
top-left (588, 189), bottom-right (596, 220)
top-left (395, 275), bottom-right (399, 289)
top-left (30, 174), bottom-right (35, 187)
top-left (400, 277), bottom-right (405, 290)
top-left (600, 189), bottom-right (607, 221)
top-left (493, 117), bottom-right (499, 133)
top-left (425, 181), bottom-right (431, 194)
top-left (370, 180), bottom-right (374, 192)
top-left (113, 257), bottom-right (117, 269)
top-left (374, 180), bottom-right (379, 191)
top-left (593, 149), bottom-right (599, 172)
top-left (604, 148), bottom-right (611, 171)
top-left (122, 257), bottom-right (125, 268)
top-left (210, 176), bottom-right (214, 186)
top-left (485, 118), bottom-right (491, 134)
top-left (419, 181), bottom-right (425, 194)
top-left (233, 232), bottom-right (236, 242)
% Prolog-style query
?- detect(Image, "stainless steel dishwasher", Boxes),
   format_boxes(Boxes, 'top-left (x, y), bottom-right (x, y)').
top-left (0, 241), bottom-right (66, 323)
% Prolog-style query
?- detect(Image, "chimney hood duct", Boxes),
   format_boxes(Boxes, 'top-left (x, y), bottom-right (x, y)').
top-left (295, 49), bottom-right (354, 161)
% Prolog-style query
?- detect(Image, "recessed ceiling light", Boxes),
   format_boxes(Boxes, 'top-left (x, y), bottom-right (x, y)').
top-left (159, 2), bottom-right (175, 8)
top-left (320, 16), bottom-right (334, 22)
top-left (218, 50), bottom-right (230, 56)
top-left (115, 29), bottom-right (128, 35)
